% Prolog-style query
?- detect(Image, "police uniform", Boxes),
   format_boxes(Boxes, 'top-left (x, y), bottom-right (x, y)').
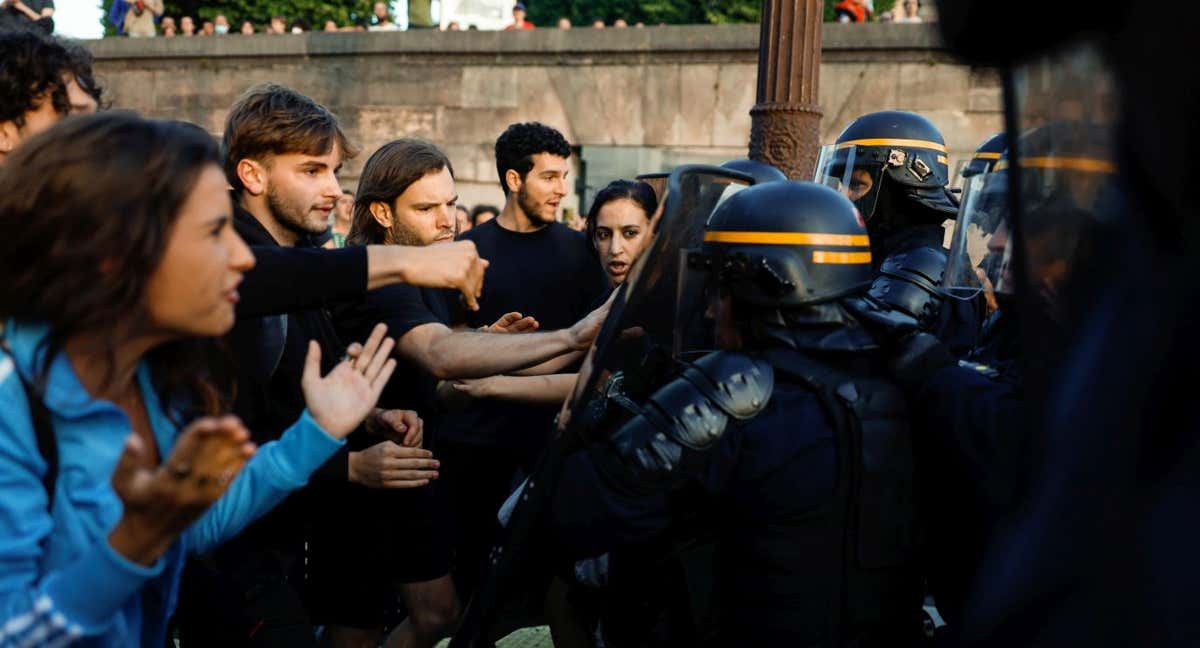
top-left (815, 111), bottom-right (984, 357)
top-left (548, 181), bottom-right (925, 646)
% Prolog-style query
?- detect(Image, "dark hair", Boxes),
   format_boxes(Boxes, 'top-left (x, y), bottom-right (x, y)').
top-left (470, 204), bottom-right (500, 226)
top-left (0, 112), bottom-right (233, 416)
top-left (0, 31), bottom-right (72, 127)
top-left (222, 83), bottom-right (356, 194)
top-left (59, 38), bottom-right (104, 108)
top-left (348, 138), bottom-right (454, 246)
top-left (585, 179), bottom-right (658, 249)
top-left (494, 122), bottom-right (572, 194)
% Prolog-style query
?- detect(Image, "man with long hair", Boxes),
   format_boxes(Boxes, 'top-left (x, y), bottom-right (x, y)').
top-left (175, 85), bottom-right (486, 647)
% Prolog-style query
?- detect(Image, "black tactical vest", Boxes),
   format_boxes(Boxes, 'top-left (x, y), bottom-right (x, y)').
top-left (764, 348), bottom-right (925, 646)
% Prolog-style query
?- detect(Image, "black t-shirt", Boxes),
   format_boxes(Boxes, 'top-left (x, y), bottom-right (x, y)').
top-left (333, 282), bottom-right (450, 427)
top-left (440, 219), bottom-right (608, 451)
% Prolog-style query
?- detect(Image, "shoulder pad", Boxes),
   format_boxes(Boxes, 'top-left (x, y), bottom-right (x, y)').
top-left (869, 246), bottom-right (948, 326)
top-left (681, 351), bottom-right (775, 420)
top-left (607, 352), bottom-right (774, 476)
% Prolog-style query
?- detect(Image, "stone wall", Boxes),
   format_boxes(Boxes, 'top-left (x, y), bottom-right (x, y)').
top-left (88, 23), bottom-right (1000, 216)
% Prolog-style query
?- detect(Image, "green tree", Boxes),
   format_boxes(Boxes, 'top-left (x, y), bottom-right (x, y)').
top-left (102, 0), bottom-right (375, 34)
top-left (527, 0), bottom-right (760, 26)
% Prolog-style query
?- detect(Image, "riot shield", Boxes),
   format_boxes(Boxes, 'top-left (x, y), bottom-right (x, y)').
top-left (1006, 43), bottom-right (1122, 344)
top-left (635, 172), bottom-right (669, 202)
top-left (562, 165), bottom-right (752, 438)
top-left (451, 165), bottom-right (752, 646)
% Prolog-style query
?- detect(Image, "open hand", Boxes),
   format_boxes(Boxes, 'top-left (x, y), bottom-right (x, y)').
top-left (301, 324), bottom-right (397, 438)
top-left (109, 416), bottom-right (256, 565)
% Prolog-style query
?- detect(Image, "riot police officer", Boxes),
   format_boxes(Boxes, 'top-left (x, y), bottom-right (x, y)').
top-left (849, 118), bottom-right (1123, 640)
top-left (956, 132), bottom-right (1006, 185)
top-left (548, 180), bottom-right (925, 646)
top-left (814, 110), bottom-right (982, 356)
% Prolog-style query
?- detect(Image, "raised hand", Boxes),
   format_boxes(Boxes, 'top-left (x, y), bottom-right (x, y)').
top-left (108, 416), bottom-right (256, 565)
top-left (301, 323), bottom-right (397, 439)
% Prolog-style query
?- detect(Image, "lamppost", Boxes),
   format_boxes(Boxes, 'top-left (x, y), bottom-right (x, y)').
top-left (749, 0), bottom-right (823, 179)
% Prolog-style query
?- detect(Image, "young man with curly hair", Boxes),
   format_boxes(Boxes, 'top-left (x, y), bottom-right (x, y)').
top-left (437, 122), bottom-right (609, 599)
top-left (0, 31), bottom-right (99, 164)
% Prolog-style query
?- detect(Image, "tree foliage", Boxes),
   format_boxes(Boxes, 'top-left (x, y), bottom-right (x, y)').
top-left (526, 0), bottom-right (760, 26)
top-left (101, 0), bottom-right (376, 34)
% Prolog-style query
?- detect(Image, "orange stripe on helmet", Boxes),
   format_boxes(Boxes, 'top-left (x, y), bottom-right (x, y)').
top-left (704, 231), bottom-right (870, 247)
top-left (835, 138), bottom-right (949, 154)
top-left (812, 251), bottom-right (873, 264)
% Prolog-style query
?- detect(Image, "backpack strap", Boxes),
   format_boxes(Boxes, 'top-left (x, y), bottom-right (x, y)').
top-left (0, 331), bottom-right (58, 509)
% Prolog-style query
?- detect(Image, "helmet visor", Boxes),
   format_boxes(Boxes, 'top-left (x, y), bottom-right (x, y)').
top-left (814, 143), bottom-right (883, 222)
top-left (944, 170), bottom-right (1013, 299)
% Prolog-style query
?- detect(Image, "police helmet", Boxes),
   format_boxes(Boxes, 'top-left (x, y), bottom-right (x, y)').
top-left (959, 132), bottom-right (1007, 181)
top-left (814, 110), bottom-right (958, 223)
top-left (720, 158), bottom-right (788, 184)
top-left (688, 181), bottom-right (873, 309)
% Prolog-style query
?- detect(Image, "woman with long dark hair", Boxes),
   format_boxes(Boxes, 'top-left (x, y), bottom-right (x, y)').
top-left (449, 179), bottom-right (657, 405)
top-left (0, 112), bottom-right (395, 646)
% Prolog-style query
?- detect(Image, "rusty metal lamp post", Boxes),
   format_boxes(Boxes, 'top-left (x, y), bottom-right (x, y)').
top-left (749, 0), bottom-right (824, 179)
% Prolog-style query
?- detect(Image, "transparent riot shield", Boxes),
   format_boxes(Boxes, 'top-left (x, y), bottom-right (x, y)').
top-left (635, 172), bottom-right (669, 202)
top-left (1007, 43), bottom-right (1122, 339)
top-left (562, 165), bottom-right (753, 439)
top-left (944, 169), bottom-right (1012, 301)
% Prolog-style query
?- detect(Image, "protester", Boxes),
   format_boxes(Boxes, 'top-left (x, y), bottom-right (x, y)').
top-left (239, 19), bottom-right (254, 34)
top-left (556, 16), bottom-right (570, 29)
top-left (454, 204), bottom-right (472, 234)
top-left (214, 13), bottom-right (230, 33)
top-left (161, 15), bottom-right (176, 35)
top-left (174, 84), bottom-right (486, 647)
top-left (268, 15), bottom-right (286, 33)
top-left (613, 18), bottom-right (628, 28)
top-left (446, 20), bottom-right (461, 30)
top-left (591, 18), bottom-right (605, 28)
top-left (322, 19), bottom-right (338, 32)
top-left (326, 188), bottom-right (353, 248)
top-left (200, 19), bottom-right (214, 35)
top-left (470, 204), bottom-right (499, 228)
top-left (328, 137), bottom-right (606, 648)
top-left (180, 15), bottom-right (194, 35)
top-left (0, 31), bottom-right (99, 166)
top-left (0, 111), bottom-right (398, 647)
top-left (437, 122), bottom-right (608, 601)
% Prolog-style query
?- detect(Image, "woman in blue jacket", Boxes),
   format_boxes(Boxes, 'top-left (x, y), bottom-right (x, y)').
top-left (0, 113), bottom-right (398, 646)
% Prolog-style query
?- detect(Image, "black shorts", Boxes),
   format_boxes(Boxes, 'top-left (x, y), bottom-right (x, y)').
top-left (305, 481), bottom-right (452, 628)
